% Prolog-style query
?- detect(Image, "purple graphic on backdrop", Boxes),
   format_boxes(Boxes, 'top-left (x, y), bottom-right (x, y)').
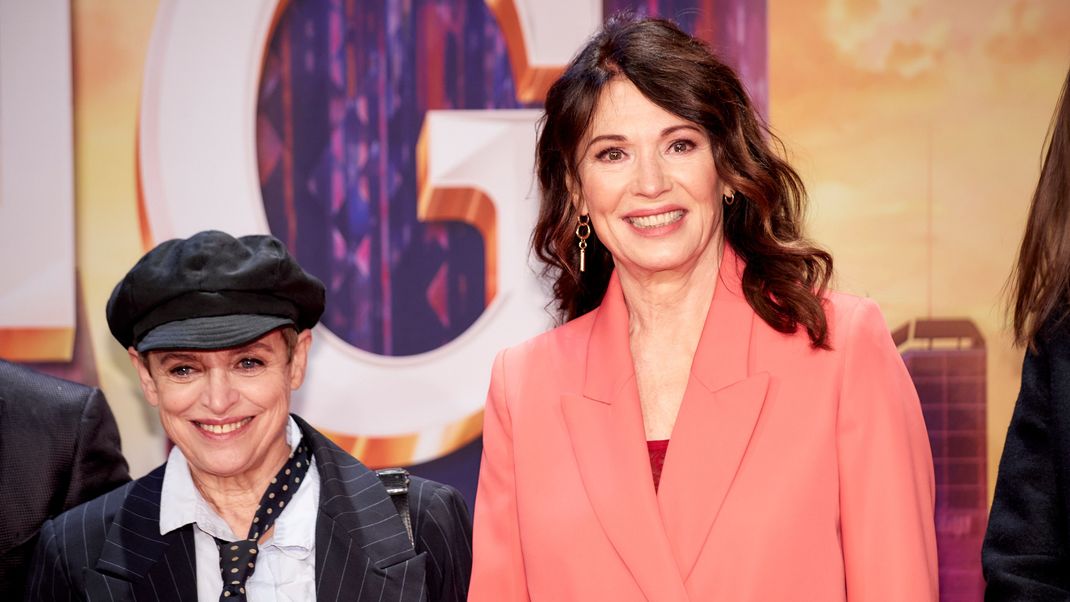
top-left (895, 320), bottom-right (988, 601)
top-left (256, 0), bottom-right (766, 357)
top-left (258, 0), bottom-right (526, 357)
top-left (605, 0), bottom-right (769, 117)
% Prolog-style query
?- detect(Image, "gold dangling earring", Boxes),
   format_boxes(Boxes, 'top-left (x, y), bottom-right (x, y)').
top-left (575, 214), bottom-right (591, 273)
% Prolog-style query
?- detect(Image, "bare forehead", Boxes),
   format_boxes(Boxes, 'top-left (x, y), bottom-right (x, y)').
top-left (586, 79), bottom-right (698, 139)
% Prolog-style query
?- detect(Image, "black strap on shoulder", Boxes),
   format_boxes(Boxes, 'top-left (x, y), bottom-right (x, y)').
top-left (376, 467), bottom-right (414, 546)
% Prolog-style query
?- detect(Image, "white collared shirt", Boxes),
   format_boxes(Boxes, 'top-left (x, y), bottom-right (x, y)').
top-left (159, 417), bottom-right (320, 601)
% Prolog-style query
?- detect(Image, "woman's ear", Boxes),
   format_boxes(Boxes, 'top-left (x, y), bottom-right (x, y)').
top-left (565, 173), bottom-right (586, 215)
top-left (127, 347), bottom-right (160, 407)
top-left (289, 329), bottom-right (314, 390)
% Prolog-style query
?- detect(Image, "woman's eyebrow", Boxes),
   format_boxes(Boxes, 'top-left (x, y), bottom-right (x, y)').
top-left (582, 133), bottom-right (627, 155)
top-left (231, 341), bottom-right (274, 355)
top-left (157, 351), bottom-right (198, 364)
top-left (661, 124), bottom-right (703, 136)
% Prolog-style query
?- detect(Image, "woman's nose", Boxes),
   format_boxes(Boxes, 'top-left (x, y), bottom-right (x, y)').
top-left (203, 369), bottom-right (240, 413)
top-left (633, 153), bottom-right (671, 198)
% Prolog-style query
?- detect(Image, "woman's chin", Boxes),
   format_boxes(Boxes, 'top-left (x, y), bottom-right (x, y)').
top-left (617, 249), bottom-right (707, 277)
top-left (188, 455), bottom-right (252, 480)
top-left (632, 239), bottom-right (725, 277)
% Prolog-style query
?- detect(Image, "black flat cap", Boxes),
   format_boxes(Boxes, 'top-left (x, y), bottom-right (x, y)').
top-left (107, 230), bottom-right (325, 352)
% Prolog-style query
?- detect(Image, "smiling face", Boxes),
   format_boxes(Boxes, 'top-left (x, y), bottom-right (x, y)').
top-left (575, 78), bottom-right (727, 280)
top-left (129, 328), bottom-right (312, 483)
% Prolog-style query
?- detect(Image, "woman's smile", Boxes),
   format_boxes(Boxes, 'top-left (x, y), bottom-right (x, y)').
top-left (624, 208), bottom-right (687, 232)
top-left (193, 415), bottom-right (254, 437)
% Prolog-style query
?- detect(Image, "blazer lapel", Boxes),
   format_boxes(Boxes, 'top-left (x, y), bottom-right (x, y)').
top-left (297, 416), bottom-right (428, 602)
top-left (657, 245), bottom-right (770, 580)
top-left (91, 467), bottom-right (197, 602)
top-left (562, 273), bottom-right (691, 602)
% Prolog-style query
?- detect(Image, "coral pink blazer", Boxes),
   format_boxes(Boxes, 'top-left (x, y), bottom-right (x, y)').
top-left (470, 247), bottom-right (938, 601)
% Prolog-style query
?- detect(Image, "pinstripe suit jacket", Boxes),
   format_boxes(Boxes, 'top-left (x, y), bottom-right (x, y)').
top-left (24, 415), bottom-right (472, 601)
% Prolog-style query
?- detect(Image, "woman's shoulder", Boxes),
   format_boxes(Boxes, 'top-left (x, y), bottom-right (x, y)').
top-left (820, 290), bottom-right (893, 349)
top-left (41, 476), bottom-right (139, 555)
top-left (503, 309), bottom-right (597, 360)
top-left (1035, 310), bottom-right (1070, 350)
top-left (493, 307), bottom-right (599, 380)
top-left (823, 289), bottom-right (875, 315)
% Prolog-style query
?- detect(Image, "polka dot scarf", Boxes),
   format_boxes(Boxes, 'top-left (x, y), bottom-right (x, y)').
top-left (215, 440), bottom-right (311, 600)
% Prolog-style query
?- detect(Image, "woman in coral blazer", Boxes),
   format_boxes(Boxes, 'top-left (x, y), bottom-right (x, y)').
top-left (470, 15), bottom-right (937, 602)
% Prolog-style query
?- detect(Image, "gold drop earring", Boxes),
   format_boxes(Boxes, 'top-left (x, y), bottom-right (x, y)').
top-left (575, 214), bottom-right (591, 273)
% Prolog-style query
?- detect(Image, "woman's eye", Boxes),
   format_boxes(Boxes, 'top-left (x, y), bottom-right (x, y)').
top-left (596, 148), bottom-right (625, 162)
top-left (670, 140), bottom-right (694, 153)
top-left (238, 358), bottom-right (264, 370)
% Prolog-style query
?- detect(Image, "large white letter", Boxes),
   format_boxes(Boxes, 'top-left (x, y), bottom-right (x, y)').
top-left (0, 0), bottom-right (75, 361)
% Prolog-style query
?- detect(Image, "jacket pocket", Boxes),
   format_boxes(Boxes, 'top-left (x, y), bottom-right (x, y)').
top-left (370, 551), bottom-right (429, 602)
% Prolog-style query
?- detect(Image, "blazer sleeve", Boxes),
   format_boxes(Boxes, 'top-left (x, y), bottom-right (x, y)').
top-left (23, 517), bottom-right (74, 601)
top-left (63, 387), bottom-right (130, 511)
top-left (836, 298), bottom-right (938, 600)
top-left (982, 337), bottom-right (1070, 598)
top-left (411, 478), bottom-right (473, 602)
top-left (469, 350), bottom-right (530, 601)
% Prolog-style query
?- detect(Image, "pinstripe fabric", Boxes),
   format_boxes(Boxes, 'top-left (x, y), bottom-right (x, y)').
top-left (407, 477), bottom-right (472, 601)
top-left (23, 469), bottom-right (196, 601)
top-left (304, 414), bottom-right (471, 602)
top-left (24, 415), bottom-right (472, 601)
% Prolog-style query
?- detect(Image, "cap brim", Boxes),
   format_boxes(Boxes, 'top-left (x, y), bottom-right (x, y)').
top-left (135, 314), bottom-right (294, 352)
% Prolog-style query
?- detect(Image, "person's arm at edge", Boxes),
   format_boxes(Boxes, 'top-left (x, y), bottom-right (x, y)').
top-left (983, 331), bottom-right (1070, 599)
top-left (837, 298), bottom-right (939, 600)
top-left (23, 517), bottom-right (72, 601)
top-left (468, 349), bottom-right (530, 601)
top-left (412, 478), bottom-right (472, 602)
top-left (62, 387), bottom-right (130, 511)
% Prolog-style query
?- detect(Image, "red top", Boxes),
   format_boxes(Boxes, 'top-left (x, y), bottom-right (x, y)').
top-left (647, 439), bottom-right (670, 491)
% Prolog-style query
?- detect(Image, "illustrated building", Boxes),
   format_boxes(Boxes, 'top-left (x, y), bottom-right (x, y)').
top-left (893, 319), bottom-right (987, 601)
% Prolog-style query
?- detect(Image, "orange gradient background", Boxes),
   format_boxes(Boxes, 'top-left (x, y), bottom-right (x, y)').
top-left (770, 0), bottom-right (1070, 499)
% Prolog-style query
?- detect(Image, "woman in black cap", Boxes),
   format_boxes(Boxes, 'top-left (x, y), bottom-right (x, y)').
top-left (25, 230), bottom-right (472, 602)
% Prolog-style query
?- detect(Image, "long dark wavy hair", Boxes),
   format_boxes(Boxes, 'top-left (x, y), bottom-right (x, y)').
top-left (533, 14), bottom-right (834, 347)
top-left (1010, 67), bottom-right (1070, 347)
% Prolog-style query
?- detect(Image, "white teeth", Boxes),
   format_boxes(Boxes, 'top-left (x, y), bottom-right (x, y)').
top-left (627, 210), bottom-right (684, 229)
top-left (197, 417), bottom-right (252, 435)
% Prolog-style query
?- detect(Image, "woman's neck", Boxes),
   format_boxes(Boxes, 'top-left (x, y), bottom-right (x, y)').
top-left (618, 242), bottom-right (723, 339)
top-left (188, 438), bottom-right (291, 540)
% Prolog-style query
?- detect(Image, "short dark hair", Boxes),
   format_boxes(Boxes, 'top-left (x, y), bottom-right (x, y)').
top-left (532, 13), bottom-right (833, 347)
